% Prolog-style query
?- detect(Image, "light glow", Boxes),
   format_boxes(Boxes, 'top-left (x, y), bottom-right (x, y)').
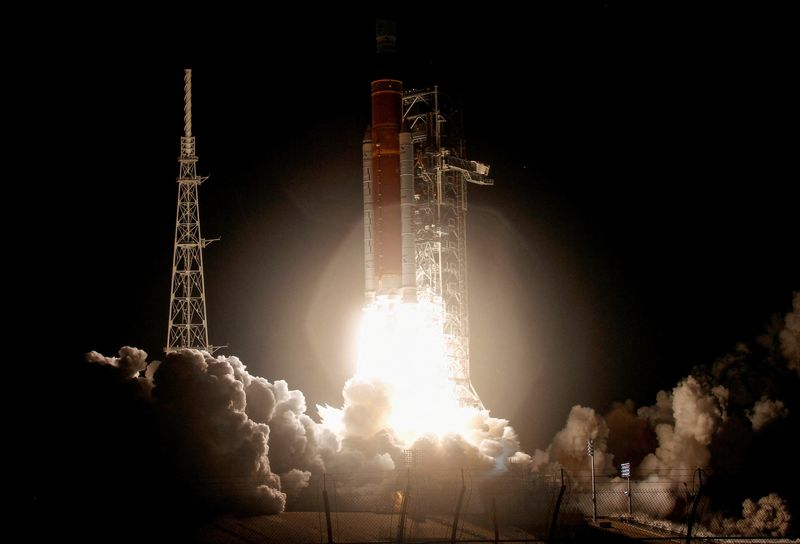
top-left (352, 298), bottom-right (474, 445)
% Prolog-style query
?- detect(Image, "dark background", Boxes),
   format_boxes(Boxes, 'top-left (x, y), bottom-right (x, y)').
top-left (27, 4), bottom-right (797, 456)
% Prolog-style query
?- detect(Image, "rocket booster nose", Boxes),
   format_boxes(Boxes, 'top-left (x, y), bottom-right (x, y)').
top-left (363, 125), bottom-right (372, 143)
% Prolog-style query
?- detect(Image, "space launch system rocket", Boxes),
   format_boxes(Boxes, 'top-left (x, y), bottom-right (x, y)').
top-left (363, 21), bottom-right (415, 303)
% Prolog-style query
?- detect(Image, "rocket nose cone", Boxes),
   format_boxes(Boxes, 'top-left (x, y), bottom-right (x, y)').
top-left (363, 125), bottom-right (372, 143)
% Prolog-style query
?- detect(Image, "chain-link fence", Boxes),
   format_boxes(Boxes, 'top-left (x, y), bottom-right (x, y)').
top-left (559, 468), bottom-right (796, 543)
top-left (197, 467), bottom-right (796, 543)
top-left (284, 467), bottom-right (559, 542)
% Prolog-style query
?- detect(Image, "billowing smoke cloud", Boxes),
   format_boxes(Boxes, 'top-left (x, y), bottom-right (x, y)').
top-left (530, 405), bottom-right (613, 478)
top-left (781, 292), bottom-right (800, 375)
top-left (66, 292), bottom-right (796, 538)
top-left (605, 400), bottom-right (657, 467)
top-left (319, 375), bottom-right (529, 475)
top-left (747, 396), bottom-right (789, 431)
top-left (534, 293), bottom-right (799, 480)
top-left (77, 342), bottom-right (533, 526)
top-left (528, 293), bottom-right (799, 534)
top-left (737, 494), bottom-right (792, 537)
top-left (90, 348), bottom-right (287, 514)
top-left (87, 345), bottom-right (148, 379)
top-left (710, 494), bottom-right (793, 537)
top-left (639, 377), bottom-right (727, 476)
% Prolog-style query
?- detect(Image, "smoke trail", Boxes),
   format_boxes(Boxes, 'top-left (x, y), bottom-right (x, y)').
top-left (747, 396), bottom-right (789, 431)
top-left (780, 292), bottom-right (800, 375)
top-left (86, 345), bottom-right (148, 379)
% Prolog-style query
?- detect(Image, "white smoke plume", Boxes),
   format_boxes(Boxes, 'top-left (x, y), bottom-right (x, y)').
top-left (530, 405), bottom-right (613, 479)
top-left (630, 493), bottom-right (792, 539)
top-left (747, 396), bottom-right (789, 431)
top-left (89, 348), bottom-right (287, 514)
top-left (142, 350), bottom-right (288, 513)
top-left (87, 346), bottom-right (148, 379)
top-left (319, 375), bottom-right (529, 474)
top-left (709, 494), bottom-right (792, 537)
top-left (737, 494), bottom-right (792, 537)
top-left (636, 389), bottom-right (674, 427)
top-left (781, 292), bottom-right (800, 375)
top-left (639, 377), bottom-right (727, 476)
top-left (76, 294), bottom-right (795, 533)
top-left (527, 293), bottom-right (799, 533)
top-left (529, 378), bottom-right (728, 482)
top-left (605, 400), bottom-right (657, 468)
top-left (536, 293), bottom-right (800, 479)
top-left (84, 344), bottom-right (532, 516)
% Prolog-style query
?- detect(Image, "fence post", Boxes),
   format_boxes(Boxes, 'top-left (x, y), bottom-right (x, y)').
top-left (450, 469), bottom-right (467, 544)
top-left (491, 496), bottom-right (499, 544)
top-left (397, 469), bottom-right (411, 544)
top-left (548, 468), bottom-right (567, 544)
top-left (685, 468), bottom-right (705, 544)
top-left (322, 474), bottom-right (334, 544)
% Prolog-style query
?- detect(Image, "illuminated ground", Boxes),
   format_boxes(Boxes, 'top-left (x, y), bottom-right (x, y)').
top-left (194, 512), bottom-right (536, 543)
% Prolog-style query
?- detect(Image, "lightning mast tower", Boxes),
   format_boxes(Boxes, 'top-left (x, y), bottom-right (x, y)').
top-left (165, 69), bottom-right (217, 353)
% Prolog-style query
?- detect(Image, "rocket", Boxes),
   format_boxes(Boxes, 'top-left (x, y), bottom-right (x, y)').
top-left (363, 21), bottom-right (416, 303)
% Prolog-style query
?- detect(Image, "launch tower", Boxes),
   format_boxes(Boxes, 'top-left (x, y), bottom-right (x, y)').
top-left (403, 87), bottom-right (493, 408)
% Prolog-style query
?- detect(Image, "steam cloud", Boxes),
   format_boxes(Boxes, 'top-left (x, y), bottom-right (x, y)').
top-left (77, 344), bottom-right (531, 520)
top-left (530, 405), bottom-right (613, 476)
top-left (638, 376), bottom-right (727, 476)
top-left (709, 494), bottom-right (793, 537)
top-left (780, 292), bottom-right (800, 375)
top-left (89, 349), bottom-right (287, 514)
top-left (63, 293), bottom-right (796, 538)
top-left (747, 396), bottom-right (789, 431)
top-left (529, 293), bottom-right (798, 534)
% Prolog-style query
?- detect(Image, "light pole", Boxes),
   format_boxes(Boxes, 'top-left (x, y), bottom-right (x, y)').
top-left (587, 439), bottom-right (597, 523)
top-left (621, 462), bottom-right (632, 519)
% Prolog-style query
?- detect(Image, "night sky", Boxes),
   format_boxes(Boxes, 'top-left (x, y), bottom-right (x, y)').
top-left (36, 4), bottom-right (797, 456)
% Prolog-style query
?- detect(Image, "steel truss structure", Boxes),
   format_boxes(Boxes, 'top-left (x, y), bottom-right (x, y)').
top-left (166, 69), bottom-right (218, 353)
top-left (402, 87), bottom-right (493, 408)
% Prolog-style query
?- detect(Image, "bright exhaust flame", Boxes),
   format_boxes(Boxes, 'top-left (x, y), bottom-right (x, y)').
top-left (343, 298), bottom-right (474, 445)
